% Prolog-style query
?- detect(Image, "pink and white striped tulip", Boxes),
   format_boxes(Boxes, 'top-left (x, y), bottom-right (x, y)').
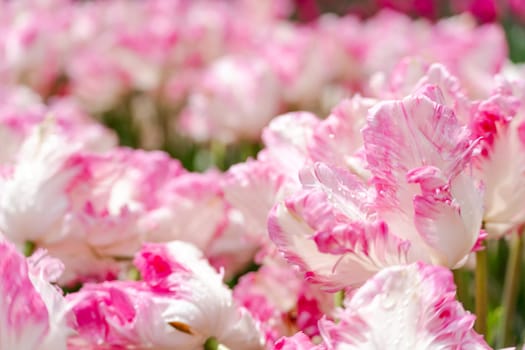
top-left (234, 256), bottom-right (334, 346)
top-left (364, 85), bottom-right (483, 267)
top-left (68, 241), bottom-right (264, 349)
top-left (307, 96), bottom-right (375, 180)
top-left (179, 55), bottom-right (282, 144)
top-left (0, 123), bottom-right (81, 249)
top-left (269, 86), bottom-right (483, 289)
top-left (274, 263), bottom-right (489, 349)
top-left (471, 78), bottom-right (525, 237)
top-left (0, 239), bottom-right (71, 350)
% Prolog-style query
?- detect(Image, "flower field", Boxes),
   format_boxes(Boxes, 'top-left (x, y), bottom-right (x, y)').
top-left (1, 1), bottom-right (525, 349)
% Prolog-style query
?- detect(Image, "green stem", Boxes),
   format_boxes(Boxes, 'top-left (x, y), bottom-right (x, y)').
top-left (210, 141), bottom-right (227, 170)
top-left (475, 247), bottom-right (488, 336)
top-left (498, 229), bottom-right (523, 347)
top-left (156, 102), bottom-right (172, 155)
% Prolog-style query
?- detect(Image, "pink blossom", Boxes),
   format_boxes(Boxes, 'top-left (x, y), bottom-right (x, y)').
top-left (269, 87), bottom-right (483, 289)
top-left (68, 241), bottom-right (264, 349)
top-left (354, 11), bottom-right (506, 98)
top-left (0, 239), bottom-right (71, 349)
top-left (206, 208), bottom-right (261, 280)
top-left (41, 241), bottom-right (122, 287)
top-left (429, 18), bottom-right (507, 98)
top-left (46, 98), bottom-right (117, 152)
top-left (471, 78), bottom-right (525, 237)
top-left (0, 1), bottom-right (70, 95)
top-left (179, 55), bottom-right (282, 143)
top-left (273, 332), bottom-right (320, 350)
top-left (276, 263), bottom-right (489, 349)
top-left (234, 257), bottom-right (334, 346)
top-left (262, 23), bottom-right (346, 111)
top-left (65, 148), bottom-right (186, 258)
top-left (363, 86), bottom-right (483, 267)
top-left (144, 170), bottom-right (228, 250)
top-left (222, 112), bottom-right (323, 253)
top-left (368, 60), bottom-right (472, 115)
top-left (307, 96), bottom-right (375, 179)
top-left (0, 144), bottom-right (192, 284)
top-left (259, 111), bottom-right (320, 183)
top-left (0, 87), bottom-right (42, 164)
top-left (0, 86), bottom-right (115, 165)
top-left (0, 123), bottom-right (82, 249)
top-left (269, 163), bottom-right (410, 290)
top-left (223, 160), bottom-right (288, 239)
top-left (67, 50), bottom-right (132, 114)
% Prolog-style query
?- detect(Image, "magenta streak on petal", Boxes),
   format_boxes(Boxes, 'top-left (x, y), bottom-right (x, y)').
top-left (0, 241), bottom-right (49, 342)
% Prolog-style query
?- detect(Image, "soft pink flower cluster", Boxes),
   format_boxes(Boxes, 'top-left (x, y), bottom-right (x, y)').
top-left (0, 0), bottom-right (508, 143)
top-left (0, 91), bottom-right (269, 286)
top-left (1, 62), bottom-right (524, 348)
top-left (1, 2), bottom-right (525, 350)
